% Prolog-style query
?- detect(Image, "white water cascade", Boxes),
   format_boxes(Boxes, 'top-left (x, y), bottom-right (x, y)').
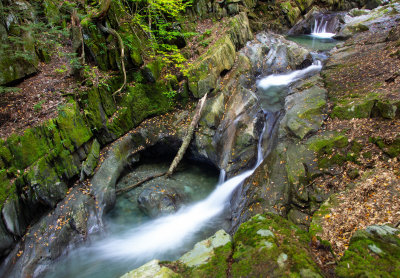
top-left (257, 61), bottom-right (322, 90)
top-left (43, 59), bottom-right (324, 278)
top-left (311, 19), bottom-right (335, 38)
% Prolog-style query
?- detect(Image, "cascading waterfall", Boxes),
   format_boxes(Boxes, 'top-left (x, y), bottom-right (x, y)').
top-left (88, 61), bottom-right (323, 262)
top-left (43, 60), bottom-right (324, 278)
top-left (311, 18), bottom-right (335, 38)
top-left (257, 61), bottom-right (322, 90)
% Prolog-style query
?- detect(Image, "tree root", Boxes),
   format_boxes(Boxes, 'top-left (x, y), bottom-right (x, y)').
top-left (97, 22), bottom-right (127, 97)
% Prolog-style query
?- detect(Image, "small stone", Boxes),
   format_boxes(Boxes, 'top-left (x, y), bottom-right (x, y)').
top-left (256, 229), bottom-right (275, 238)
top-left (368, 244), bottom-right (383, 254)
top-left (277, 253), bottom-right (288, 268)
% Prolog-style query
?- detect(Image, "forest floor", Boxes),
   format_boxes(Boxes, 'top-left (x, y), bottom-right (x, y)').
top-left (311, 18), bottom-right (400, 273)
top-left (0, 48), bottom-right (76, 139)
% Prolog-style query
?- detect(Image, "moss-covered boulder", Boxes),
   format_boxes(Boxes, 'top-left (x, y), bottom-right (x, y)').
top-left (331, 98), bottom-right (376, 119)
top-left (336, 225), bottom-right (400, 277)
top-left (179, 230), bottom-right (232, 267)
top-left (231, 213), bottom-right (322, 277)
top-left (188, 13), bottom-right (253, 98)
top-left (282, 84), bottom-right (327, 139)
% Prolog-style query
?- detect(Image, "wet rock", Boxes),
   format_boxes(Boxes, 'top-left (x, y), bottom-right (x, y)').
top-left (137, 185), bottom-right (185, 218)
top-left (188, 13), bottom-right (253, 98)
top-left (178, 229), bottom-right (232, 267)
top-left (281, 84), bottom-right (327, 139)
top-left (0, 219), bottom-right (14, 259)
top-left (243, 32), bottom-right (311, 75)
top-left (288, 11), bottom-right (344, 35)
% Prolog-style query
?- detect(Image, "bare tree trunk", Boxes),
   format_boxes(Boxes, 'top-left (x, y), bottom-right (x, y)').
top-left (166, 93), bottom-right (208, 177)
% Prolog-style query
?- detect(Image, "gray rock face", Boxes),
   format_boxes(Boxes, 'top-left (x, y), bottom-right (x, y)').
top-left (178, 229), bottom-right (231, 267)
top-left (137, 186), bottom-right (185, 218)
top-left (242, 32), bottom-right (311, 76)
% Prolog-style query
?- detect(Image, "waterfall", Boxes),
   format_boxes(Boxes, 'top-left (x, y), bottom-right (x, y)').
top-left (89, 122), bottom-right (268, 263)
top-left (311, 19), bottom-right (335, 38)
top-left (218, 169), bottom-right (226, 185)
top-left (257, 60), bottom-right (322, 90)
top-left (43, 57), bottom-right (325, 278)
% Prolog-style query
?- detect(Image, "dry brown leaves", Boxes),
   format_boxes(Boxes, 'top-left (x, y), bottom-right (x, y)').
top-left (0, 46), bottom-right (79, 139)
top-left (320, 166), bottom-right (400, 257)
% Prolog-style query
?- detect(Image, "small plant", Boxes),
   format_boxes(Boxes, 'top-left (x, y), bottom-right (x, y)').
top-left (0, 86), bottom-right (20, 94)
top-left (34, 100), bottom-right (45, 112)
top-left (54, 65), bottom-right (68, 74)
top-left (47, 122), bottom-right (57, 131)
top-left (163, 90), bottom-right (177, 104)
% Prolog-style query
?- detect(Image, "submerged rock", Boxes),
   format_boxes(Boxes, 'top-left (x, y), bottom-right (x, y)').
top-left (137, 185), bottom-right (185, 218)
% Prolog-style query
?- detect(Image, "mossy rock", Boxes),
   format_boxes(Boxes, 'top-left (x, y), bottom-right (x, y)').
top-left (309, 194), bottom-right (339, 237)
top-left (331, 98), bottom-right (376, 119)
top-left (56, 102), bottom-right (93, 149)
top-left (280, 1), bottom-right (301, 26)
top-left (231, 213), bottom-right (322, 277)
top-left (370, 135), bottom-right (400, 158)
top-left (336, 225), bottom-right (400, 277)
top-left (372, 100), bottom-right (398, 119)
top-left (307, 132), bottom-right (348, 155)
top-left (107, 82), bottom-right (173, 138)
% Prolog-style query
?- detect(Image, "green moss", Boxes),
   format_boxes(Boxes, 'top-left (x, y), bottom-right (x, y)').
top-left (190, 242), bottom-right (233, 278)
top-left (6, 128), bottom-right (49, 169)
top-left (310, 194), bottom-right (338, 237)
top-left (280, 1), bottom-right (301, 26)
top-left (56, 102), bottom-right (92, 148)
top-left (331, 98), bottom-right (376, 119)
top-left (0, 169), bottom-right (16, 209)
top-left (370, 136), bottom-right (400, 158)
top-left (308, 133), bottom-right (348, 155)
top-left (107, 82), bottom-right (173, 137)
top-left (231, 213), bottom-right (322, 277)
top-left (336, 227), bottom-right (400, 277)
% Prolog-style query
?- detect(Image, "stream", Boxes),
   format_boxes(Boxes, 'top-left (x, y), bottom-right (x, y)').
top-left (41, 32), bottom-right (336, 278)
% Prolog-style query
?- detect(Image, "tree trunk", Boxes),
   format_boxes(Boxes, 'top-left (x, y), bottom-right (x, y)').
top-left (166, 93), bottom-right (208, 176)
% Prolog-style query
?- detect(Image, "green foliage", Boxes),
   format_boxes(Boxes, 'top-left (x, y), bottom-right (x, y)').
top-left (0, 87), bottom-right (20, 94)
top-left (123, 0), bottom-right (193, 76)
top-left (34, 100), bottom-right (45, 112)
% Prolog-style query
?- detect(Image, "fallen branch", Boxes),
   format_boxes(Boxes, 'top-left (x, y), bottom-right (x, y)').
top-left (97, 22), bottom-right (127, 97)
top-left (116, 172), bottom-right (164, 194)
top-left (166, 93), bottom-right (208, 176)
top-left (116, 93), bottom-right (208, 194)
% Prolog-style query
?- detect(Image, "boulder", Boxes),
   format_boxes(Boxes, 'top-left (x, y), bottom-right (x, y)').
top-left (120, 260), bottom-right (177, 278)
top-left (137, 185), bottom-right (185, 218)
top-left (178, 229), bottom-right (232, 267)
top-left (336, 225), bottom-right (400, 277)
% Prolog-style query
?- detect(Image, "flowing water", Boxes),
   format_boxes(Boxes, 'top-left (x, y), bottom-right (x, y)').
top-left (287, 17), bottom-right (338, 51)
top-left (43, 37), bottom-right (325, 278)
top-left (311, 18), bottom-right (335, 38)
